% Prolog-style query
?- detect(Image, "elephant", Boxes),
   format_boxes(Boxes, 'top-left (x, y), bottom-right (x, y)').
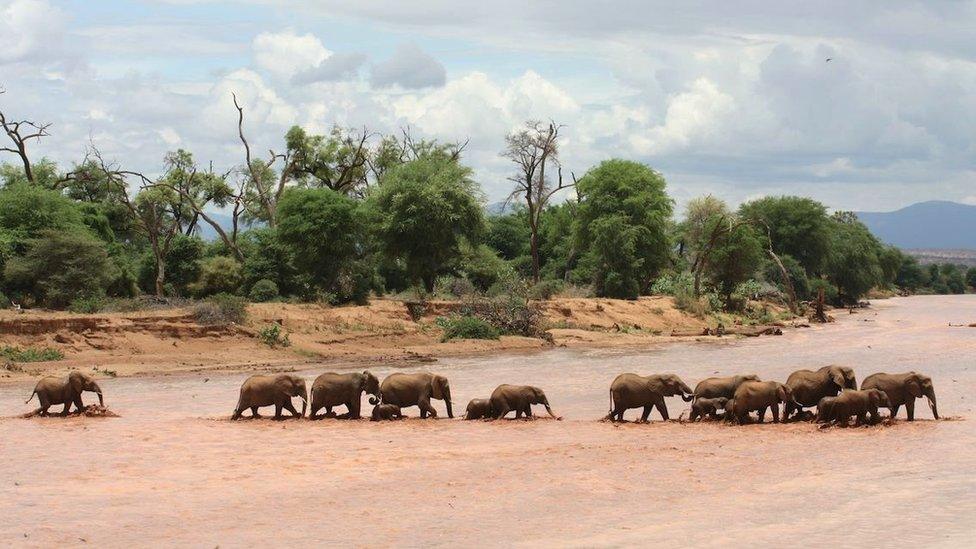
top-left (378, 372), bottom-right (453, 419)
top-left (464, 398), bottom-right (492, 420)
top-left (308, 370), bottom-right (380, 420)
top-left (815, 396), bottom-right (838, 423)
top-left (25, 371), bottom-right (104, 416)
top-left (689, 396), bottom-right (729, 422)
top-left (821, 389), bottom-right (890, 426)
top-left (730, 380), bottom-right (795, 424)
top-left (231, 373), bottom-right (307, 420)
top-left (489, 384), bottom-right (558, 420)
top-left (861, 372), bottom-right (938, 421)
top-left (370, 403), bottom-right (403, 421)
top-left (784, 365), bottom-right (857, 420)
top-left (605, 373), bottom-right (694, 422)
top-left (693, 374), bottom-right (760, 401)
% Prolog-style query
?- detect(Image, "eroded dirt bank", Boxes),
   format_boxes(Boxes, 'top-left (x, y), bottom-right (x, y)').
top-left (0, 296), bottom-right (973, 547)
top-left (0, 296), bottom-right (786, 382)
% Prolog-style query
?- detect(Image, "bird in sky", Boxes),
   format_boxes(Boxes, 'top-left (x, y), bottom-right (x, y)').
top-left (826, 57), bottom-right (833, 62)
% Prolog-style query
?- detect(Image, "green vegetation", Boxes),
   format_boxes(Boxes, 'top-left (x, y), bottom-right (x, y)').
top-left (0, 90), bottom-right (965, 321)
top-left (437, 315), bottom-right (500, 342)
top-left (1, 345), bottom-right (64, 362)
top-left (258, 323), bottom-right (290, 348)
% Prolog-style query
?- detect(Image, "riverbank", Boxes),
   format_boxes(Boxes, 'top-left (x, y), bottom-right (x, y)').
top-left (0, 295), bottom-right (798, 383)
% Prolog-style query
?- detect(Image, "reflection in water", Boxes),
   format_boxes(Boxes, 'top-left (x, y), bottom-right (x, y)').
top-left (1, 296), bottom-right (974, 546)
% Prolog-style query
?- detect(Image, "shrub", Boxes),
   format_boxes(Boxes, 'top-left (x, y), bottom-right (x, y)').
top-left (463, 294), bottom-right (545, 338)
top-left (3, 230), bottom-right (113, 309)
top-left (650, 271), bottom-right (693, 296)
top-left (191, 256), bottom-right (242, 298)
top-left (69, 295), bottom-right (105, 314)
top-left (437, 315), bottom-right (500, 342)
top-left (248, 279), bottom-right (280, 302)
top-left (194, 293), bottom-right (248, 325)
top-left (808, 278), bottom-right (840, 305)
top-left (1, 346), bottom-right (64, 362)
top-left (674, 288), bottom-right (711, 318)
top-left (258, 323), bottom-right (290, 348)
top-left (528, 280), bottom-right (564, 300)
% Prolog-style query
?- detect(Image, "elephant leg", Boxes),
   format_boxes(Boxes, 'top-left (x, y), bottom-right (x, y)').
top-left (61, 402), bottom-right (71, 417)
top-left (308, 403), bottom-right (320, 419)
top-left (250, 406), bottom-right (260, 418)
top-left (614, 408), bottom-right (625, 422)
top-left (514, 405), bottom-right (524, 419)
top-left (869, 408), bottom-right (880, 424)
top-left (906, 400), bottom-right (915, 421)
top-left (656, 400), bottom-right (670, 421)
top-left (419, 398), bottom-right (437, 419)
top-left (639, 405), bottom-right (652, 423)
top-left (889, 404), bottom-right (900, 419)
top-left (494, 402), bottom-right (510, 419)
top-left (273, 403), bottom-right (284, 420)
top-left (283, 400), bottom-right (301, 418)
top-left (523, 404), bottom-right (533, 418)
top-left (757, 406), bottom-right (766, 423)
top-left (783, 401), bottom-right (794, 421)
top-left (348, 398), bottom-right (361, 420)
top-left (771, 403), bottom-right (780, 423)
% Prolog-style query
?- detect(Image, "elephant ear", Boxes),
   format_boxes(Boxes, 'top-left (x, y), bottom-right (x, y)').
top-left (69, 373), bottom-right (85, 395)
top-left (830, 369), bottom-right (846, 389)
top-left (430, 376), bottom-right (444, 399)
top-left (777, 385), bottom-right (788, 402)
top-left (906, 376), bottom-right (923, 398)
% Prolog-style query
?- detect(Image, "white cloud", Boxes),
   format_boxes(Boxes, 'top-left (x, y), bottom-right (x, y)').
top-left (252, 31), bottom-right (330, 78)
top-left (370, 43), bottom-right (446, 89)
top-left (0, 0), bottom-right (66, 65)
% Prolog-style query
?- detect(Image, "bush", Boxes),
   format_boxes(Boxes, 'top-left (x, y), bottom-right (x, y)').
top-left (808, 278), bottom-right (840, 305)
top-left (650, 271), bottom-right (693, 296)
top-left (258, 323), bottom-right (290, 348)
top-left (1, 345), bottom-right (64, 362)
top-left (69, 295), bottom-right (104, 314)
top-left (248, 279), bottom-right (280, 302)
top-left (3, 230), bottom-right (113, 309)
top-left (436, 276), bottom-right (476, 298)
top-left (436, 315), bottom-right (500, 342)
top-left (674, 288), bottom-right (711, 318)
top-left (194, 293), bottom-right (248, 325)
top-left (462, 294), bottom-right (545, 338)
top-left (191, 256), bottom-right (242, 298)
top-left (528, 280), bottom-right (564, 300)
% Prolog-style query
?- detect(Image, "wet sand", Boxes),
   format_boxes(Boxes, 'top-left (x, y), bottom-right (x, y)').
top-left (1, 296), bottom-right (974, 547)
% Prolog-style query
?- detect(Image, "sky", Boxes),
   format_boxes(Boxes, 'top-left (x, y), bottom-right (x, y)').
top-left (1, 0), bottom-right (975, 213)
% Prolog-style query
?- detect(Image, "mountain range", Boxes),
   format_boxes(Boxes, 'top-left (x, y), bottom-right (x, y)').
top-left (855, 200), bottom-right (976, 250)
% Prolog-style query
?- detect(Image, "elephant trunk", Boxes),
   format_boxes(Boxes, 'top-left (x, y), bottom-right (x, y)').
top-left (543, 399), bottom-right (557, 419)
top-left (925, 389), bottom-right (939, 420)
top-left (445, 399), bottom-right (454, 419)
top-left (681, 392), bottom-right (695, 403)
top-left (369, 394), bottom-right (381, 405)
top-left (300, 389), bottom-right (308, 417)
top-left (91, 382), bottom-right (104, 406)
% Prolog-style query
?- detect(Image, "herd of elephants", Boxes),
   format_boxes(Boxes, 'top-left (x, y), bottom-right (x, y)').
top-left (23, 365), bottom-right (939, 426)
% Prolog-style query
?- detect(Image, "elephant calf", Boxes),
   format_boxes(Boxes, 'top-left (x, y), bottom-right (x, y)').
top-left (232, 374), bottom-right (307, 420)
top-left (464, 398), bottom-right (492, 420)
top-left (822, 389), bottom-right (890, 426)
top-left (730, 381), bottom-right (794, 424)
top-left (370, 403), bottom-right (403, 421)
top-left (490, 384), bottom-right (559, 420)
top-left (26, 371), bottom-right (104, 416)
top-left (689, 396), bottom-right (729, 422)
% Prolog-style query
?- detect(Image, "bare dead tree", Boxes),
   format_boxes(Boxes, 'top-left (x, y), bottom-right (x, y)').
top-left (0, 86), bottom-right (51, 183)
top-left (501, 120), bottom-right (575, 282)
top-left (233, 93), bottom-right (294, 228)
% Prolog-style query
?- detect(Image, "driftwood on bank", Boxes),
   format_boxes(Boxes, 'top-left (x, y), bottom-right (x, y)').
top-left (670, 325), bottom-right (783, 338)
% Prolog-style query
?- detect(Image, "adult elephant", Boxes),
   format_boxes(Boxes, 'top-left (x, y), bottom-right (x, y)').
top-left (784, 365), bottom-right (857, 419)
top-left (730, 380), bottom-right (794, 424)
top-left (605, 373), bottom-right (694, 422)
top-left (378, 372), bottom-right (453, 418)
top-left (232, 373), bottom-right (307, 420)
top-left (693, 374), bottom-right (760, 401)
top-left (308, 370), bottom-right (380, 419)
top-left (489, 384), bottom-right (558, 419)
top-left (25, 371), bottom-right (104, 416)
top-left (861, 372), bottom-right (938, 421)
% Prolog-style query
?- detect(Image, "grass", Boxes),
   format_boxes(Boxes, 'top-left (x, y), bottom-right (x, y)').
top-left (258, 323), bottom-right (291, 348)
top-left (1, 346), bottom-right (64, 362)
top-left (436, 315), bottom-right (500, 342)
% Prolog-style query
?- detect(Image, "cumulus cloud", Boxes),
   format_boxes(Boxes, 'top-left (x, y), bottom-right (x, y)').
top-left (252, 31), bottom-right (330, 77)
top-left (0, 0), bottom-right (67, 65)
top-left (370, 43), bottom-right (446, 89)
top-left (292, 52), bottom-right (368, 85)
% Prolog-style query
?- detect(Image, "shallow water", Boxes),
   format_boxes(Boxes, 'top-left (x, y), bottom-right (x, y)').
top-left (1, 295), bottom-right (974, 547)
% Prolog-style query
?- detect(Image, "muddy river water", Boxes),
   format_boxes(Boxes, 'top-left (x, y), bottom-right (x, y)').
top-left (1, 296), bottom-right (974, 547)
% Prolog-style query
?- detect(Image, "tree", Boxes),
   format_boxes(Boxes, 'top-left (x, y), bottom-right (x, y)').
top-left (369, 155), bottom-right (484, 293)
top-left (966, 267), bottom-right (976, 291)
top-left (4, 230), bottom-right (112, 308)
top-left (485, 209), bottom-right (530, 261)
top-left (895, 255), bottom-right (927, 292)
top-left (0, 183), bottom-right (87, 252)
top-left (704, 223), bottom-right (764, 308)
top-left (824, 218), bottom-right (884, 303)
top-left (739, 196), bottom-right (831, 275)
top-left (276, 187), bottom-right (371, 302)
top-left (574, 159), bottom-right (672, 297)
top-left (0, 87), bottom-right (51, 184)
top-left (137, 234), bottom-right (203, 296)
top-left (501, 120), bottom-right (575, 282)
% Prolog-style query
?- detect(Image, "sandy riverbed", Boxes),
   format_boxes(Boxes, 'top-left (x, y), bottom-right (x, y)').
top-left (0, 295), bottom-right (973, 547)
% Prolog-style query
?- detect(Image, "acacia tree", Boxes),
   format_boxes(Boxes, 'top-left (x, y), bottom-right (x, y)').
top-left (0, 87), bottom-right (51, 184)
top-left (501, 120), bottom-right (575, 282)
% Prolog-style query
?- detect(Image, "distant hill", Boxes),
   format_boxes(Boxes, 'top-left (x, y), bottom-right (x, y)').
top-left (856, 201), bottom-right (976, 250)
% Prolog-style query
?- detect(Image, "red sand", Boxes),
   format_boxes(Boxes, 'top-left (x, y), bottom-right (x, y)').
top-left (1, 295), bottom-right (974, 546)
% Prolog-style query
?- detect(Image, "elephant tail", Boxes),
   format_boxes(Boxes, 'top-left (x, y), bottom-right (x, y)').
top-left (24, 390), bottom-right (36, 404)
top-left (604, 388), bottom-right (615, 420)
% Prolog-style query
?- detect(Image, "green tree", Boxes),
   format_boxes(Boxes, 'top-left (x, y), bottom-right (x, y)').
top-left (0, 183), bottom-right (87, 251)
top-left (704, 223), bottom-right (764, 308)
top-left (574, 159), bottom-right (672, 297)
top-left (763, 254), bottom-right (810, 299)
top-left (191, 256), bottom-right (243, 297)
top-left (485, 210), bottom-right (530, 261)
top-left (137, 234), bottom-right (204, 296)
top-left (739, 196), bottom-right (831, 274)
top-left (369, 155), bottom-right (484, 293)
top-left (239, 228), bottom-right (300, 297)
top-left (276, 187), bottom-right (371, 301)
top-left (4, 231), bottom-right (113, 308)
top-left (895, 255), bottom-right (927, 292)
top-left (824, 219), bottom-right (884, 303)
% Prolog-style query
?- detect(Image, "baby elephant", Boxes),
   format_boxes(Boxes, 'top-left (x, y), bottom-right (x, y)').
top-left (689, 397), bottom-right (729, 421)
top-left (232, 373), bottom-right (307, 420)
top-left (815, 396), bottom-right (838, 423)
top-left (730, 381), bottom-right (794, 424)
top-left (26, 371), bottom-right (104, 416)
top-left (370, 403), bottom-right (403, 421)
top-left (489, 384), bottom-right (559, 420)
top-left (822, 389), bottom-right (890, 426)
top-left (464, 398), bottom-right (492, 420)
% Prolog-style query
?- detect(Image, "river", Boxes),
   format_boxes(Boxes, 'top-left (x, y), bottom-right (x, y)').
top-left (1, 295), bottom-right (973, 547)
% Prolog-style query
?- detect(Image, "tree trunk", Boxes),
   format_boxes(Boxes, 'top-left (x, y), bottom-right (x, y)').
top-left (154, 252), bottom-right (166, 298)
top-left (529, 230), bottom-right (540, 283)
